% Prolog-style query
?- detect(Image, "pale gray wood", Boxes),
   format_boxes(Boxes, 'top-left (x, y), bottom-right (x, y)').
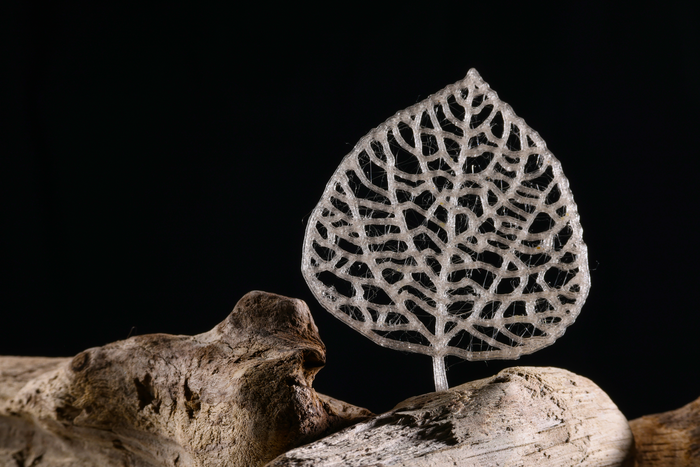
top-left (266, 366), bottom-right (634, 467)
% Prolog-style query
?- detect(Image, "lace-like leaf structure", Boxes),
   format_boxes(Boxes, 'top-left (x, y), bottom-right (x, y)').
top-left (302, 69), bottom-right (589, 369)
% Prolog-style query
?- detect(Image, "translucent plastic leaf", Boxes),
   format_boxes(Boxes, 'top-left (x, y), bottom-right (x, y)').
top-left (301, 69), bottom-right (590, 391)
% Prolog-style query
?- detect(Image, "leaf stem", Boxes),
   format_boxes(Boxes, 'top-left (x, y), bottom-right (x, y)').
top-left (432, 355), bottom-right (448, 391)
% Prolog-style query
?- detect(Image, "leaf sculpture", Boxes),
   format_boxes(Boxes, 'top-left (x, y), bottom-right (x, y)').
top-left (301, 69), bottom-right (590, 391)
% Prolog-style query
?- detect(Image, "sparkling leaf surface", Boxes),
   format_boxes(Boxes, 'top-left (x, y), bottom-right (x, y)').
top-left (302, 69), bottom-right (590, 390)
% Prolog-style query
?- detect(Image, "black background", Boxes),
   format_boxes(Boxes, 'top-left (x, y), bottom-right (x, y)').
top-left (2, 4), bottom-right (698, 420)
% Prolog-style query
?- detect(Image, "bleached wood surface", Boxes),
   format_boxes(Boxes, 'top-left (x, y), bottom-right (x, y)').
top-left (267, 366), bottom-right (633, 466)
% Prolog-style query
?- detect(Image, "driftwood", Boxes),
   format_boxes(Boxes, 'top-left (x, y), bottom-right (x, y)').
top-left (267, 366), bottom-right (633, 466)
top-left (627, 396), bottom-right (700, 466)
top-left (0, 290), bottom-right (696, 466)
top-left (0, 291), bottom-right (371, 466)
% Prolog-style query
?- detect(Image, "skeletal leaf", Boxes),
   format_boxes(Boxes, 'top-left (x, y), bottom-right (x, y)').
top-left (301, 69), bottom-right (590, 391)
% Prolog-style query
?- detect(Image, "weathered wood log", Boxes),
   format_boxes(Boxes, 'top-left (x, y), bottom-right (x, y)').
top-left (266, 366), bottom-right (634, 466)
top-left (0, 291), bottom-right (372, 467)
top-left (627, 396), bottom-right (700, 466)
top-left (4, 290), bottom-right (694, 466)
top-left (0, 356), bottom-right (71, 406)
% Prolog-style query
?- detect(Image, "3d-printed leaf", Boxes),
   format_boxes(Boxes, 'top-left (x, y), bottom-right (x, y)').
top-left (301, 69), bottom-right (590, 391)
